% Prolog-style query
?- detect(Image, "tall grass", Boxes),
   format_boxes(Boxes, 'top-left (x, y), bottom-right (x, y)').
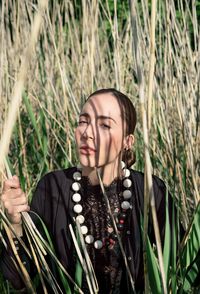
top-left (0, 0), bottom-right (199, 293)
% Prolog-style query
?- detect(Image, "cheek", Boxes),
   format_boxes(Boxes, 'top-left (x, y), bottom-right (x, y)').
top-left (112, 138), bottom-right (123, 154)
top-left (113, 132), bottom-right (124, 153)
top-left (100, 130), bottom-right (123, 154)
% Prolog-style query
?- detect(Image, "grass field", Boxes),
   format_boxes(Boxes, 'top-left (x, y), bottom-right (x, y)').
top-left (0, 0), bottom-right (199, 293)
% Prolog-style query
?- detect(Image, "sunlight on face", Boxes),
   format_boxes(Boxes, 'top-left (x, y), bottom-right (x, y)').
top-left (75, 93), bottom-right (126, 168)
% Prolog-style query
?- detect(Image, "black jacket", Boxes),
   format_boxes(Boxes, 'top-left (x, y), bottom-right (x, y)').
top-left (0, 167), bottom-right (174, 293)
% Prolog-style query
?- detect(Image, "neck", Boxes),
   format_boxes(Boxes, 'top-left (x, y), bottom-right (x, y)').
top-left (82, 160), bottom-right (122, 186)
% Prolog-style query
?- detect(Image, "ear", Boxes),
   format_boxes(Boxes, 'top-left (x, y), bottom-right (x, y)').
top-left (124, 134), bottom-right (134, 149)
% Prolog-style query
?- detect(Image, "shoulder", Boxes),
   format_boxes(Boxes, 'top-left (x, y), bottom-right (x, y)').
top-left (33, 167), bottom-right (77, 196)
top-left (130, 169), bottom-right (166, 189)
top-left (130, 169), bottom-right (168, 209)
top-left (38, 167), bottom-right (76, 185)
top-left (31, 167), bottom-right (76, 210)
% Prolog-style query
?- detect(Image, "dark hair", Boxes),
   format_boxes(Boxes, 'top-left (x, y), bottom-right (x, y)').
top-left (88, 88), bottom-right (137, 167)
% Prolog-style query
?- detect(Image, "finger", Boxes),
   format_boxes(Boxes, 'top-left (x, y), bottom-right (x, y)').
top-left (6, 204), bottom-right (30, 216)
top-left (1, 189), bottom-right (25, 201)
top-left (3, 176), bottom-right (20, 192)
top-left (9, 195), bottom-right (28, 206)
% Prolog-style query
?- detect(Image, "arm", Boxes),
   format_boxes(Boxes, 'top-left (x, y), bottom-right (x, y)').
top-left (1, 175), bottom-right (30, 236)
top-left (0, 175), bottom-right (47, 290)
top-left (0, 176), bottom-right (30, 289)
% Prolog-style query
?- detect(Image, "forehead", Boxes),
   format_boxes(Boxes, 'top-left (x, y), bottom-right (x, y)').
top-left (81, 93), bottom-right (123, 118)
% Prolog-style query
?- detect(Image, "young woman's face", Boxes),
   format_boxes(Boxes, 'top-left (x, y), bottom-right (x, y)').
top-left (75, 93), bottom-right (127, 168)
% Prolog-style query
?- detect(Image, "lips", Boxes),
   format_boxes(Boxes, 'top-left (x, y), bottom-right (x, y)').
top-left (80, 145), bottom-right (96, 154)
top-left (80, 146), bottom-right (96, 152)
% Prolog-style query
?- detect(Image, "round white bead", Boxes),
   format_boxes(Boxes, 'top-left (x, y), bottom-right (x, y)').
top-left (123, 168), bottom-right (130, 178)
top-left (76, 215), bottom-right (85, 224)
top-left (121, 161), bottom-right (126, 169)
top-left (94, 240), bottom-right (103, 249)
top-left (85, 235), bottom-right (94, 244)
top-left (81, 225), bottom-right (88, 235)
top-left (123, 178), bottom-right (132, 188)
top-left (121, 201), bottom-right (131, 210)
top-left (73, 171), bottom-right (82, 181)
top-left (72, 182), bottom-right (81, 191)
top-left (73, 204), bottom-right (83, 214)
top-left (123, 190), bottom-right (132, 199)
top-left (72, 193), bottom-right (81, 202)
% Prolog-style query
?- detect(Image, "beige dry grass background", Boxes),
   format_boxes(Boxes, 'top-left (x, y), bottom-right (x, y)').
top-left (0, 0), bottom-right (199, 293)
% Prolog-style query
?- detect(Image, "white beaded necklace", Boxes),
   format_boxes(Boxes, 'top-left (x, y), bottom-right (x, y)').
top-left (71, 161), bottom-right (132, 249)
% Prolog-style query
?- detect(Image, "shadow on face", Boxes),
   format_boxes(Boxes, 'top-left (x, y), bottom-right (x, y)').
top-left (75, 90), bottom-right (135, 181)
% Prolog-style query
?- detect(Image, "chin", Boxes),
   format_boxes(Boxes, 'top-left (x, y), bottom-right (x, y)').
top-left (78, 154), bottom-right (115, 168)
top-left (79, 157), bottom-right (98, 168)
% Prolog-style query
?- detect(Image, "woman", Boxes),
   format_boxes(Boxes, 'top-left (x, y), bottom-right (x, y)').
top-left (1, 88), bottom-right (173, 293)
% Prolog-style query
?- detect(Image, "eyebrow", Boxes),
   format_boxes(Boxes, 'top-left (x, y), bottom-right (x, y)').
top-left (79, 113), bottom-right (117, 124)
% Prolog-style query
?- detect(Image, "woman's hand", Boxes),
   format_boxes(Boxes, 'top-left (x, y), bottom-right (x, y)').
top-left (1, 176), bottom-right (30, 230)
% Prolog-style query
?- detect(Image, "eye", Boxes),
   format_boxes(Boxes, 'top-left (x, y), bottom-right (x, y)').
top-left (78, 120), bottom-right (88, 125)
top-left (100, 123), bottom-right (111, 129)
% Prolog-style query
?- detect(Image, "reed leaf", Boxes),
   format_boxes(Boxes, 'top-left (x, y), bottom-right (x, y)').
top-left (146, 236), bottom-right (162, 293)
top-left (163, 191), bottom-right (170, 285)
top-left (180, 202), bottom-right (200, 291)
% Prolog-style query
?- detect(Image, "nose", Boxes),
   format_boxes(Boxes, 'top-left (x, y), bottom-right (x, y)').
top-left (81, 123), bottom-right (95, 140)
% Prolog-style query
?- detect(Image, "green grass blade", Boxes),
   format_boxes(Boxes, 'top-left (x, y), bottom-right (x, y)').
top-left (146, 237), bottom-right (162, 293)
top-left (180, 203), bottom-right (200, 291)
top-left (28, 211), bottom-right (72, 293)
top-left (171, 196), bottom-right (177, 294)
top-left (163, 191), bottom-right (170, 286)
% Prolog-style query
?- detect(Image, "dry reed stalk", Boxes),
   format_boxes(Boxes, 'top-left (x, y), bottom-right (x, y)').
top-left (0, 230), bottom-right (8, 249)
top-left (129, 1), bottom-right (150, 292)
top-left (25, 231), bottom-right (48, 294)
top-left (17, 111), bottom-right (31, 190)
top-left (22, 224), bottom-right (64, 294)
top-left (0, 209), bottom-right (31, 257)
top-left (24, 211), bottom-right (83, 293)
top-left (147, 0), bottom-right (156, 131)
top-left (3, 222), bottom-right (35, 293)
top-left (89, 0), bottom-right (99, 92)
top-left (113, 0), bottom-right (121, 90)
top-left (29, 93), bottom-right (73, 166)
top-left (3, 159), bottom-right (49, 294)
top-left (76, 220), bottom-right (98, 293)
top-left (0, 0), bottom-right (48, 171)
top-left (45, 10), bottom-right (73, 162)
top-left (2, 141), bottom-right (79, 293)
top-left (16, 214), bottom-right (73, 293)
top-left (69, 224), bottom-right (90, 293)
top-left (70, 220), bottom-right (100, 294)
top-left (22, 213), bottom-right (47, 256)
top-left (176, 162), bottom-right (189, 228)
top-left (129, 1), bottom-right (168, 293)
top-left (147, 3), bottom-right (169, 292)
top-left (70, 221), bottom-right (99, 294)
top-left (45, 10), bottom-right (69, 114)
top-left (0, 1), bottom-right (5, 100)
